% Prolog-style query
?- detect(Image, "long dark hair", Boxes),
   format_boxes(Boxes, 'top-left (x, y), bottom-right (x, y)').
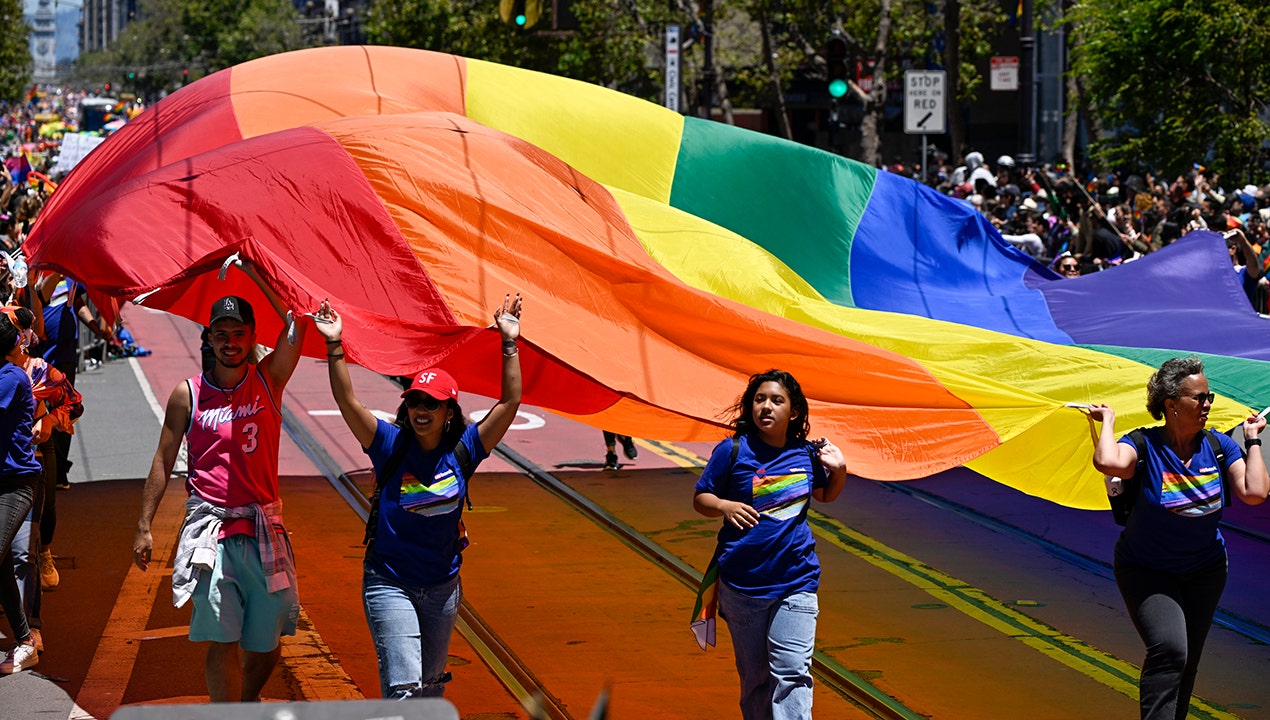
top-left (727, 369), bottom-right (811, 444)
top-left (0, 312), bottom-right (18, 355)
top-left (394, 397), bottom-right (468, 449)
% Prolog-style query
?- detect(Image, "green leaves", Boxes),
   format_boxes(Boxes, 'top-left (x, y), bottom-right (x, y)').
top-left (0, 0), bottom-right (31, 102)
top-left (1070, 0), bottom-right (1270, 179)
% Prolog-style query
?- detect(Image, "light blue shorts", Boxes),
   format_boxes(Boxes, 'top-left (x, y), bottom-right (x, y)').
top-left (189, 534), bottom-right (298, 653)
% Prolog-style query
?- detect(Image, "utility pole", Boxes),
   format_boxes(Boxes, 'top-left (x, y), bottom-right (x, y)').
top-left (1017, 0), bottom-right (1036, 164)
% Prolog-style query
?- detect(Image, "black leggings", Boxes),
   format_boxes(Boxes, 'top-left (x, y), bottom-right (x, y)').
top-left (1115, 557), bottom-right (1226, 720)
top-left (0, 475), bottom-right (36, 644)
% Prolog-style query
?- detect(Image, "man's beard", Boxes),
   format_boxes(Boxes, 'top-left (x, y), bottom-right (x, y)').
top-left (217, 354), bottom-right (248, 369)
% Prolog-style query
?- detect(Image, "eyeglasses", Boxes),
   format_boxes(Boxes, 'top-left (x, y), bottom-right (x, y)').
top-left (1181, 392), bottom-right (1216, 405)
top-left (1059, 264), bottom-right (1080, 271)
top-left (404, 394), bottom-right (444, 412)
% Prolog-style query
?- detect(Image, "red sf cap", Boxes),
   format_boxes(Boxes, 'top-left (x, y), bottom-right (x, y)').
top-left (402, 368), bottom-right (459, 401)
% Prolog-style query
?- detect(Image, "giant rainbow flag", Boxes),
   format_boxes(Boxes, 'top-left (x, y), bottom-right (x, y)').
top-left (25, 46), bottom-right (1269, 509)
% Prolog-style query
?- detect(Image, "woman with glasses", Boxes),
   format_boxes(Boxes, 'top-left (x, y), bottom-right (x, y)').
top-left (1085, 355), bottom-right (1268, 720)
top-left (313, 294), bottom-right (522, 700)
top-left (1055, 255), bottom-right (1082, 278)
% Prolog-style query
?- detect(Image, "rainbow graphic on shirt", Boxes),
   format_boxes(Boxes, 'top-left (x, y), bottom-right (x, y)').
top-left (753, 471), bottom-right (810, 522)
top-left (399, 470), bottom-right (462, 516)
top-left (1160, 470), bottom-right (1224, 517)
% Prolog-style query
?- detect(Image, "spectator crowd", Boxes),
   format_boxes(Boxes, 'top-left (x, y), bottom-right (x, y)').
top-left (892, 151), bottom-right (1270, 314)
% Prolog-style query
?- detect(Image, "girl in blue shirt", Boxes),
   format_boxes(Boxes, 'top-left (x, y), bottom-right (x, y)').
top-left (1087, 355), bottom-right (1269, 720)
top-left (314, 294), bottom-right (522, 700)
top-left (694, 369), bottom-right (847, 720)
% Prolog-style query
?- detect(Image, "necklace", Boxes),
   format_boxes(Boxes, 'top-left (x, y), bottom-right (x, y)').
top-left (203, 370), bottom-right (247, 404)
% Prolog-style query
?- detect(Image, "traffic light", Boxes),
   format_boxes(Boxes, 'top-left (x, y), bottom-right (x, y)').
top-left (127, 71), bottom-right (135, 80)
top-left (826, 33), bottom-right (849, 99)
top-left (103, 82), bottom-right (111, 92)
top-left (499, 0), bottom-right (541, 28)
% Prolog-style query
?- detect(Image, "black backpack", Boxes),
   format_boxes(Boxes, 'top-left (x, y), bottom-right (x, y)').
top-left (1109, 428), bottom-right (1228, 526)
top-left (363, 429), bottom-right (474, 549)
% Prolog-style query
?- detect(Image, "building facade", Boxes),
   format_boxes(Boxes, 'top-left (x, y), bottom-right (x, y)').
top-left (80, 0), bottom-right (136, 54)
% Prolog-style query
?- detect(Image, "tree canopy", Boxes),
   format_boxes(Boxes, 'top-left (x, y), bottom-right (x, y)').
top-left (0, 0), bottom-right (32, 102)
top-left (1070, 0), bottom-right (1270, 181)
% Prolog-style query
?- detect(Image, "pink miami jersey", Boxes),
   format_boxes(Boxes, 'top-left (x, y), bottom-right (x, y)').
top-left (185, 367), bottom-right (282, 537)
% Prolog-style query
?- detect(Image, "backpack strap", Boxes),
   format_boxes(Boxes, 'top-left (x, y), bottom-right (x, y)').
top-left (1109, 428), bottom-right (1148, 526)
top-left (1202, 429), bottom-right (1231, 505)
top-left (363, 429), bottom-right (413, 547)
top-left (713, 436), bottom-right (741, 501)
top-left (454, 440), bottom-right (475, 510)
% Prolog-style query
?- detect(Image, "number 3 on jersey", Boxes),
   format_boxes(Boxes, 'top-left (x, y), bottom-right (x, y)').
top-left (241, 422), bottom-right (259, 453)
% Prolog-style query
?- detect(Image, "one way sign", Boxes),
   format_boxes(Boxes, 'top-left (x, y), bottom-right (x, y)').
top-left (904, 70), bottom-right (946, 135)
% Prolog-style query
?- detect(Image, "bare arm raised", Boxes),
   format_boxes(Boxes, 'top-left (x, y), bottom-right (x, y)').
top-left (476, 294), bottom-right (523, 454)
top-left (312, 302), bottom-right (377, 450)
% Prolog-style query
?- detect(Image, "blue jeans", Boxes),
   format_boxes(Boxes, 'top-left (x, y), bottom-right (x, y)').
top-left (1116, 557), bottom-right (1226, 720)
top-left (0, 476), bottom-right (35, 645)
top-left (719, 584), bottom-right (818, 720)
top-left (363, 564), bottom-right (461, 699)
top-left (12, 509), bottom-right (40, 630)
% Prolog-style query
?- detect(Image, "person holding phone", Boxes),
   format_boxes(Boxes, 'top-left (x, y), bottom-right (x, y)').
top-left (313, 293), bottom-right (523, 699)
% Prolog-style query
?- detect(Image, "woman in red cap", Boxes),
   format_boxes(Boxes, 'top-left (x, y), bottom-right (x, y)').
top-left (313, 293), bottom-right (522, 700)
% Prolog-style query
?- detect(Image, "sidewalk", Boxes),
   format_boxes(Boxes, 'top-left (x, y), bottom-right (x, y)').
top-left (0, 351), bottom-right (151, 717)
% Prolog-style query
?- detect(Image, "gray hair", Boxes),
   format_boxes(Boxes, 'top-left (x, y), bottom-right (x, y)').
top-left (1146, 355), bottom-right (1205, 420)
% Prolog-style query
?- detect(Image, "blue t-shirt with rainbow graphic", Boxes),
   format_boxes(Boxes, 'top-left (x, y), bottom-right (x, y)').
top-left (1115, 426), bottom-right (1242, 573)
top-left (365, 419), bottom-right (488, 588)
top-left (694, 434), bottom-right (828, 600)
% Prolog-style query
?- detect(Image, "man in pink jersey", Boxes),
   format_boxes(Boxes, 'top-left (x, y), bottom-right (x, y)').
top-left (132, 259), bottom-right (307, 703)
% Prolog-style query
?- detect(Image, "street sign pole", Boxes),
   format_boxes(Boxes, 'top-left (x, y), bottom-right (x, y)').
top-left (665, 25), bottom-right (680, 113)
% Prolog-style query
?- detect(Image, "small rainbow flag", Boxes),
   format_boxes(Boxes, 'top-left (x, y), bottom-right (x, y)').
top-left (690, 549), bottom-right (721, 650)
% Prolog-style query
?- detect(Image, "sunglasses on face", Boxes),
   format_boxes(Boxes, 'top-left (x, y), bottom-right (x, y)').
top-left (1060, 264), bottom-right (1080, 271)
top-left (1181, 392), bottom-right (1216, 405)
top-left (404, 394), bottom-right (444, 412)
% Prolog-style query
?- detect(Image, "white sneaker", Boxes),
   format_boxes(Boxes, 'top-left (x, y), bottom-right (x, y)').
top-left (0, 642), bottom-right (38, 673)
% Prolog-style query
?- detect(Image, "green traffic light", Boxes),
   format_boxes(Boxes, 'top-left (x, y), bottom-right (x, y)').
top-left (828, 79), bottom-right (848, 99)
top-left (515, 13), bottom-right (526, 25)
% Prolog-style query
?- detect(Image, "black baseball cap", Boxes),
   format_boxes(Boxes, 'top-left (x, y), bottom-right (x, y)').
top-left (209, 295), bottom-right (255, 326)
